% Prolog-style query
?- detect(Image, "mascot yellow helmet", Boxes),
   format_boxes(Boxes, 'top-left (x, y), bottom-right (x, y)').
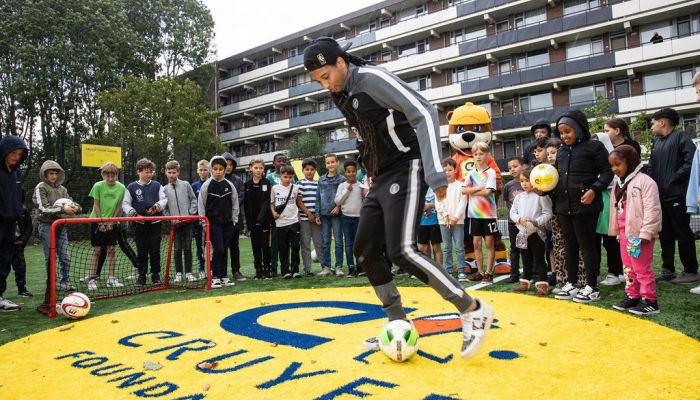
top-left (447, 102), bottom-right (494, 156)
top-left (448, 102), bottom-right (491, 126)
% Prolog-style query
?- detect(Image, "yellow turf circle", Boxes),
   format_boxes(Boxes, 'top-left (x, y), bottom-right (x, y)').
top-left (1, 288), bottom-right (699, 399)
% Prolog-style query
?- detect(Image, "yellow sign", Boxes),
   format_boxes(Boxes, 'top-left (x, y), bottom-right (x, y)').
top-left (81, 144), bottom-right (122, 168)
top-left (291, 159), bottom-right (319, 180)
top-left (1, 288), bottom-right (699, 399)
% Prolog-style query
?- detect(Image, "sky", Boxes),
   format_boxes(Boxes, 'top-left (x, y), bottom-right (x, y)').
top-left (202, 0), bottom-right (383, 59)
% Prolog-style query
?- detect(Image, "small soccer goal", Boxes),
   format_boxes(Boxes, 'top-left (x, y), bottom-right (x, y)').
top-left (46, 215), bottom-right (211, 318)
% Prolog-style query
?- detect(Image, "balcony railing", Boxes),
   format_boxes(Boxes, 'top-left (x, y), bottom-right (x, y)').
top-left (490, 99), bottom-right (619, 131)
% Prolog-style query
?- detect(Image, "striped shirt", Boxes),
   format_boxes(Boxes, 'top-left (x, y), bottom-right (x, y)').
top-left (297, 178), bottom-right (318, 221)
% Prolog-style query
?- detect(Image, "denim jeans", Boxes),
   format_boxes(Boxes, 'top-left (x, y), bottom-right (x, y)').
top-left (321, 215), bottom-right (343, 268)
top-left (342, 216), bottom-right (359, 268)
top-left (38, 223), bottom-right (70, 283)
top-left (440, 224), bottom-right (465, 273)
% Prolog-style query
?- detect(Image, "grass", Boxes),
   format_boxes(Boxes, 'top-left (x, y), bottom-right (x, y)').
top-left (1, 238), bottom-right (699, 345)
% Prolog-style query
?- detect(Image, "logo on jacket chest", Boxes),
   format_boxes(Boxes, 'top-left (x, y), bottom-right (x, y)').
top-left (352, 98), bottom-right (359, 110)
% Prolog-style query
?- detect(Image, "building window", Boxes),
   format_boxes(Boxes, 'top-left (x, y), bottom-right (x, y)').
top-left (681, 67), bottom-right (695, 87)
top-left (516, 48), bottom-right (549, 70)
top-left (398, 39), bottom-right (428, 57)
top-left (499, 60), bottom-right (511, 74)
top-left (563, 0), bottom-right (598, 15)
top-left (496, 19), bottom-right (509, 33)
top-left (520, 92), bottom-right (553, 112)
top-left (290, 105), bottom-right (299, 118)
top-left (570, 82), bottom-right (606, 105)
top-left (504, 141), bottom-right (516, 159)
top-left (288, 46), bottom-right (298, 57)
top-left (501, 99), bottom-right (514, 116)
top-left (256, 55), bottom-right (274, 68)
top-left (515, 8), bottom-right (546, 28)
top-left (613, 79), bottom-right (630, 98)
top-left (677, 16), bottom-right (691, 38)
top-left (566, 37), bottom-right (603, 60)
top-left (329, 127), bottom-right (349, 142)
top-left (644, 69), bottom-right (678, 92)
top-left (609, 32), bottom-right (627, 51)
top-left (415, 4), bottom-right (426, 16)
top-left (449, 25), bottom-right (486, 45)
top-left (259, 139), bottom-right (277, 154)
top-left (406, 74), bottom-right (431, 91)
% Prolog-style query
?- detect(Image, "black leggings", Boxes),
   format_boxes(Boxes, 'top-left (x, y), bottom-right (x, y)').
top-left (557, 213), bottom-right (599, 288)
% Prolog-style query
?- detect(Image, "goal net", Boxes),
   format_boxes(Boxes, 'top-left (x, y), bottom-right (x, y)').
top-left (46, 215), bottom-right (211, 318)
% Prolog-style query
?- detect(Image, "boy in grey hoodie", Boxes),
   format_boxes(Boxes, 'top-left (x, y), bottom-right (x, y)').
top-left (164, 160), bottom-right (198, 283)
top-left (33, 160), bottom-right (81, 293)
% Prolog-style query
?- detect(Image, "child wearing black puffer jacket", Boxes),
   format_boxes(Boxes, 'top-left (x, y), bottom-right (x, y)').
top-left (551, 110), bottom-right (613, 303)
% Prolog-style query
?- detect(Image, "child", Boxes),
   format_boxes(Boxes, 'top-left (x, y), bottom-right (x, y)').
top-left (532, 136), bottom-right (549, 165)
top-left (462, 142), bottom-right (498, 283)
top-left (545, 138), bottom-right (561, 166)
top-left (315, 153), bottom-right (346, 276)
top-left (198, 156), bottom-right (238, 288)
top-left (436, 158), bottom-right (467, 280)
top-left (271, 165), bottom-right (301, 279)
top-left (417, 187), bottom-right (443, 267)
top-left (122, 158), bottom-right (168, 286)
top-left (191, 159), bottom-right (210, 279)
top-left (34, 160), bottom-right (80, 293)
top-left (223, 152), bottom-right (246, 281)
top-left (335, 160), bottom-right (364, 277)
top-left (510, 168), bottom-right (553, 296)
top-left (86, 162), bottom-right (126, 291)
top-left (0, 135), bottom-right (28, 312)
top-left (12, 195), bottom-right (33, 297)
top-left (608, 145), bottom-right (662, 314)
top-left (163, 160), bottom-right (198, 283)
top-left (504, 157), bottom-right (525, 283)
top-left (552, 110), bottom-right (613, 303)
top-left (544, 138), bottom-right (562, 284)
top-left (266, 153), bottom-right (288, 277)
top-left (297, 158), bottom-right (322, 277)
top-left (243, 158), bottom-right (272, 279)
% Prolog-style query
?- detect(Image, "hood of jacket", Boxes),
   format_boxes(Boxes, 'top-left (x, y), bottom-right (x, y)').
top-left (556, 110), bottom-right (590, 144)
top-left (209, 156), bottom-right (227, 181)
top-left (1, 135), bottom-right (28, 172)
top-left (530, 118), bottom-right (552, 138)
top-left (39, 160), bottom-right (65, 186)
top-left (222, 152), bottom-right (237, 170)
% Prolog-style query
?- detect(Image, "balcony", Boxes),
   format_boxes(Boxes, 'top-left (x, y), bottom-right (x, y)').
top-left (612, 0), bottom-right (690, 18)
top-left (375, 8), bottom-right (457, 41)
top-left (618, 88), bottom-right (697, 113)
top-left (222, 90), bottom-right (291, 118)
top-left (323, 139), bottom-right (358, 154)
top-left (289, 81), bottom-right (322, 97)
top-left (290, 108), bottom-right (343, 128)
top-left (615, 33), bottom-right (700, 66)
top-left (220, 119), bottom-right (292, 142)
top-left (491, 100), bottom-right (619, 131)
top-left (218, 75), bottom-right (239, 91)
top-left (383, 45), bottom-right (460, 73)
top-left (239, 151), bottom-right (280, 167)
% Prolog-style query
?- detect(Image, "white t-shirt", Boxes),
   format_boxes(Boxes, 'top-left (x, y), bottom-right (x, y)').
top-left (271, 184), bottom-right (300, 227)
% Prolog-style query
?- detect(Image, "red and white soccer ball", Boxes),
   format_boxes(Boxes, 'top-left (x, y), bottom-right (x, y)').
top-left (57, 292), bottom-right (91, 319)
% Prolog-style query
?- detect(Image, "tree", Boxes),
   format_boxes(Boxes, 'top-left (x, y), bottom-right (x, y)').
top-left (583, 95), bottom-right (615, 133)
top-left (97, 76), bottom-right (223, 182)
top-left (629, 111), bottom-right (653, 159)
top-left (288, 131), bottom-right (326, 174)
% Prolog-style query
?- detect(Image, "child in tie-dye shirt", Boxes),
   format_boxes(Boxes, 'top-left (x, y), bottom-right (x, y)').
top-left (462, 142), bottom-right (498, 283)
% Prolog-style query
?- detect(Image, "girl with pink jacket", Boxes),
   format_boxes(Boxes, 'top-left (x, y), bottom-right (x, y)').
top-left (608, 145), bottom-right (662, 315)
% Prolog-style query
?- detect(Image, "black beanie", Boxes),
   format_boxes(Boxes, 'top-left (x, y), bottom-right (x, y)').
top-left (303, 37), bottom-right (352, 72)
top-left (651, 108), bottom-right (679, 126)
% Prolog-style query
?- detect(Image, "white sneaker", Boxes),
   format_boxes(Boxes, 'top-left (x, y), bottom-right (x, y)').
top-left (690, 284), bottom-right (700, 295)
top-left (79, 275), bottom-right (92, 283)
top-left (0, 297), bottom-right (20, 312)
top-left (554, 282), bottom-right (579, 300)
top-left (318, 267), bottom-right (332, 277)
top-left (222, 277), bottom-right (235, 287)
top-left (363, 336), bottom-right (380, 351)
top-left (458, 273), bottom-right (468, 282)
top-left (572, 285), bottom-right (601, 303)
top-left (460, 299), bottom-right (495, 359)
top-left (126, 269), bottom-right (139, 280)
top-left (185, 273), bottom-right (196, 282)
top-left (551, 282), bottom-right (564, 294)
top-left (600, 273), bottom-right (621, 286)
top-left (87, 279), bottom-right (98, 291)
top-left (199, 270), bottom-right (206, 280)
top-left (107, 276), bottom-right (123, 288)
top-left (211, 278), bottom-right (222, 288)
top-left (335, 268), bottom-right (344, 276)
top-left (174, 272), bottom-right (183, 283)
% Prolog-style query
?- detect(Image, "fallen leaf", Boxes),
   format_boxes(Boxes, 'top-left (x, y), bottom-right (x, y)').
top-left (539, 342), bottom-right (547, 347)
top-left (260, 302), bottom-right (269, 306)
top-left (197, 362), bottom-right (218, 369)
top-left (215, 299), bottom-right (222, 303)
top-left (510, 322), bottom-right (516, 325)
top-left (204, 341), bottom-right (216, 348)
top-left (271, 343), bottom-right (278, 347)
top-left (411, 300), bottom-right (419, 304)
top-left (59, 325), bottom-right (74, 331)
top-left (143, 361), bottom-right (162, 371)
top-left (202, 384), bottom-right (210, 391)
top-left (111, 320), bottom-right (119, 324)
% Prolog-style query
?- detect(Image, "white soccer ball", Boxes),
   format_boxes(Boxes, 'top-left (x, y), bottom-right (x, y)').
top-left (59, 292), bottom-right (91, 319)
top-left (311, 249), bottom-right (319, 262)
top-left (378, 320), bottom-right (420, 363)
top-left (530, 163), bottom-right (559, 192)
top-left (53, 198), bottom-right (77, 208)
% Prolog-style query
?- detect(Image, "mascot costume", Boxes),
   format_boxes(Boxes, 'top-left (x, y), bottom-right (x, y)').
top-left (447, 102), bottom-right (510, 275)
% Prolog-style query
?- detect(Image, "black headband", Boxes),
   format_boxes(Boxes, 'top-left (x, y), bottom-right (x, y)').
top-left (303, 37), bottom-right (352, 71)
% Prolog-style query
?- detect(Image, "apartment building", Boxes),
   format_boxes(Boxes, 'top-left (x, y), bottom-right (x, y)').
top-left (215, 0), bottom-right (700, 172)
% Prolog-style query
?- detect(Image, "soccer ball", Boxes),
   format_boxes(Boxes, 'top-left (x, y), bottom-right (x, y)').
top-left (530, 163), bottom-right (559, 192)
top-left (378, 320), bottom-right (419, 362)
top-left (58, 292), bottom-right (91, 319)
top-left (311, 249), bottom-right (319, 262)
top-left (54, 198), bottom-right (80, 216)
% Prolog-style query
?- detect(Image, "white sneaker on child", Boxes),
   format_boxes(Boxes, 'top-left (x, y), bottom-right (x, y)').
top-left (211, 278), bottom-right (222, 288)
top-left (199, 270), bottom-right (206, 280)
top-left (87, 279), bottom-right (98, 291)
top-left (460, 299), bottom-right (494, 359)
top-left (107, 276), bottom-right (123, 288)
top-left (600, 273), bottom-right (621, 286)
top-left (174, 272), bottom-right (183, 283)
top-left (185, 273), bottom-right (196, 282)
top-left (222, 278), bottom-right (235, 287)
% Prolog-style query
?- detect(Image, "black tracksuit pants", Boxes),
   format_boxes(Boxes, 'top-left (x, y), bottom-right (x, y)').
top-left (11, 246), bottom-right (27, 290)
top-left (277, 223), bottom-right (300, 275)
top-left (508, 222), bottom-right (521, 277)
top-left (250, 224), bottom-right (271, 275)
top-left (659, 201), bottom-right (698, 274)
top-left (134, 223), bottom-right (162, 279)
top-left (353, 160), bottom-right (473, 320)
top-left (596, 233), bottom-right (622, 276)
top-left (558, 213), bottom-right (599, 287)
